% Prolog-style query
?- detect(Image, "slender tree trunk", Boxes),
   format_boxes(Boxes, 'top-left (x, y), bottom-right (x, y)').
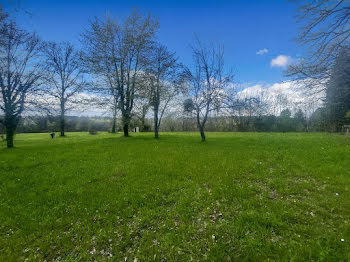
top-left (60, 102), bottom-right (65, 137)
top-left (196, 109), bottom-right (206, 142)
top-left (60, 117), bottom-right (65, 136)
top-left (140, 105), bottom-right (148, 132)
top-left (110, 95), bottom-right (118, 133)
top-left (111, 107), bottom-right (117, 133)
top-left (154, 106), bottom-right (159, 139)
top-left (154, 125), bottom-right (159, 138)
top-left (199, 125), bottom-right (206, 142)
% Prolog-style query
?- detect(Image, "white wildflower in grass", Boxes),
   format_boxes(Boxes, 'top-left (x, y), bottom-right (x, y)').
top-left (335, 193), bottom-right (339, 196)
top-left (212, 235), bottom-right (216, 240)
top-left (341, 239), bottom-right (345, 242)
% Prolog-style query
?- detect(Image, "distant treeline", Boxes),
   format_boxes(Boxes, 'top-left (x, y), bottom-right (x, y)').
top-left (0, 108), bottom-right (332, 134)
top-left (145, 108), bottom-right (338, 133)
top-left (0, 116), bottom-right (111, 134)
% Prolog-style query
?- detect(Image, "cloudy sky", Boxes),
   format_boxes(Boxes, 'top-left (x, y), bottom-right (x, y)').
top-left (8, 0), bottom-right (320, 117)
top-left (12, 0), bottom-right (302, 86)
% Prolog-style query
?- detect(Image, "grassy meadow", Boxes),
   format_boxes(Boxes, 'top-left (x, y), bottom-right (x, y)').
top-left (0, 132), bottom-right (349, 261)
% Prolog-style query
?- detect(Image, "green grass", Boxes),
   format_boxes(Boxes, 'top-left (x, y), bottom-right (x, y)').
top-left (0, 132), bottom-right (349, 261)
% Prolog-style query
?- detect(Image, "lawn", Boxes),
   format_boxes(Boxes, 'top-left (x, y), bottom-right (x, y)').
top-left (0, 132), bottom-right (349, 261)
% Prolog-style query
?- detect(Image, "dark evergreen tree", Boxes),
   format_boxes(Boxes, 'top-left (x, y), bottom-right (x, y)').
top-left (309, 108), bottom-right (327, 132)
top-left (294, 109), bottom-right (307, 132)
top-left (325, 48), bottom-right (350, 132)
top-left (279, 109), bottom-right (293, 132)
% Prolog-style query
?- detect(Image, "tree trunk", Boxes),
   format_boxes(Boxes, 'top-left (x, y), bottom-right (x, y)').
top-left (154, 106), bottom-right (159, 139)
top-left (154, 126), bottom-right (159, 138)
top-left (122, 115), bottom-right (129, 137)
top-left (6, 127), bottom-right (14, 148)
top-left (141, 105), bottom-right (148, 132)
top-left (4, 115), bottom-right (16, 148)
top-left (111, 107), bottom-right (117, 133)
top-left (199, 126), bottom-right (206, 142)
top-left (111, 96), bottom-right (118, 133)
top-left (123, 123), bottom-right (129, 137)
top-left (60, 116), bottom-right (65, 137)
top-left (60, 102), bottom-right (65, 137)
top-left (196, 109), bottom-right (206, 142)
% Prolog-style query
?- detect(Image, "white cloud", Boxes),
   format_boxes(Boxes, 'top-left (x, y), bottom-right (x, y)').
top-left (237, 80), bottom-right (325, 117)
top-left (25, 92), bottom-right (110, 117)
top-left (270, 55), bottom-right (292, 67)
top-left (256, 48), bottom-right (268, 55)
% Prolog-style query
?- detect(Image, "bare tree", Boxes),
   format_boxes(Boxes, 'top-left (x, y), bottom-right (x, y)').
top-left (0, 19), bottom-right (42, 148)
top-left (81, 9), bottom-right (159, 137)
top-left (132, 94), bottom-right (150, 132)
top-left (186, 37), bottom-right (233, 141)
top-left (86, 78), bottom-right (119, 133)
top-left (287, 0), bottom-right (350, 93)
top-left (183, 98), bottom-right (195, 131)
top-left (144, 43), bottom-right (181, 138)
top-left (42, 41), bottom-right (86, 136)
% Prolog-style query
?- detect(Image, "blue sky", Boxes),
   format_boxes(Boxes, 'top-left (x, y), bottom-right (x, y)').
top-left (11, 0), bottom-right (301, 86)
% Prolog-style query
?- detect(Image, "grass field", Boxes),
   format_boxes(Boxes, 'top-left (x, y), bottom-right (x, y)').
top-left (0, 132), bottom-right (349, 261)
